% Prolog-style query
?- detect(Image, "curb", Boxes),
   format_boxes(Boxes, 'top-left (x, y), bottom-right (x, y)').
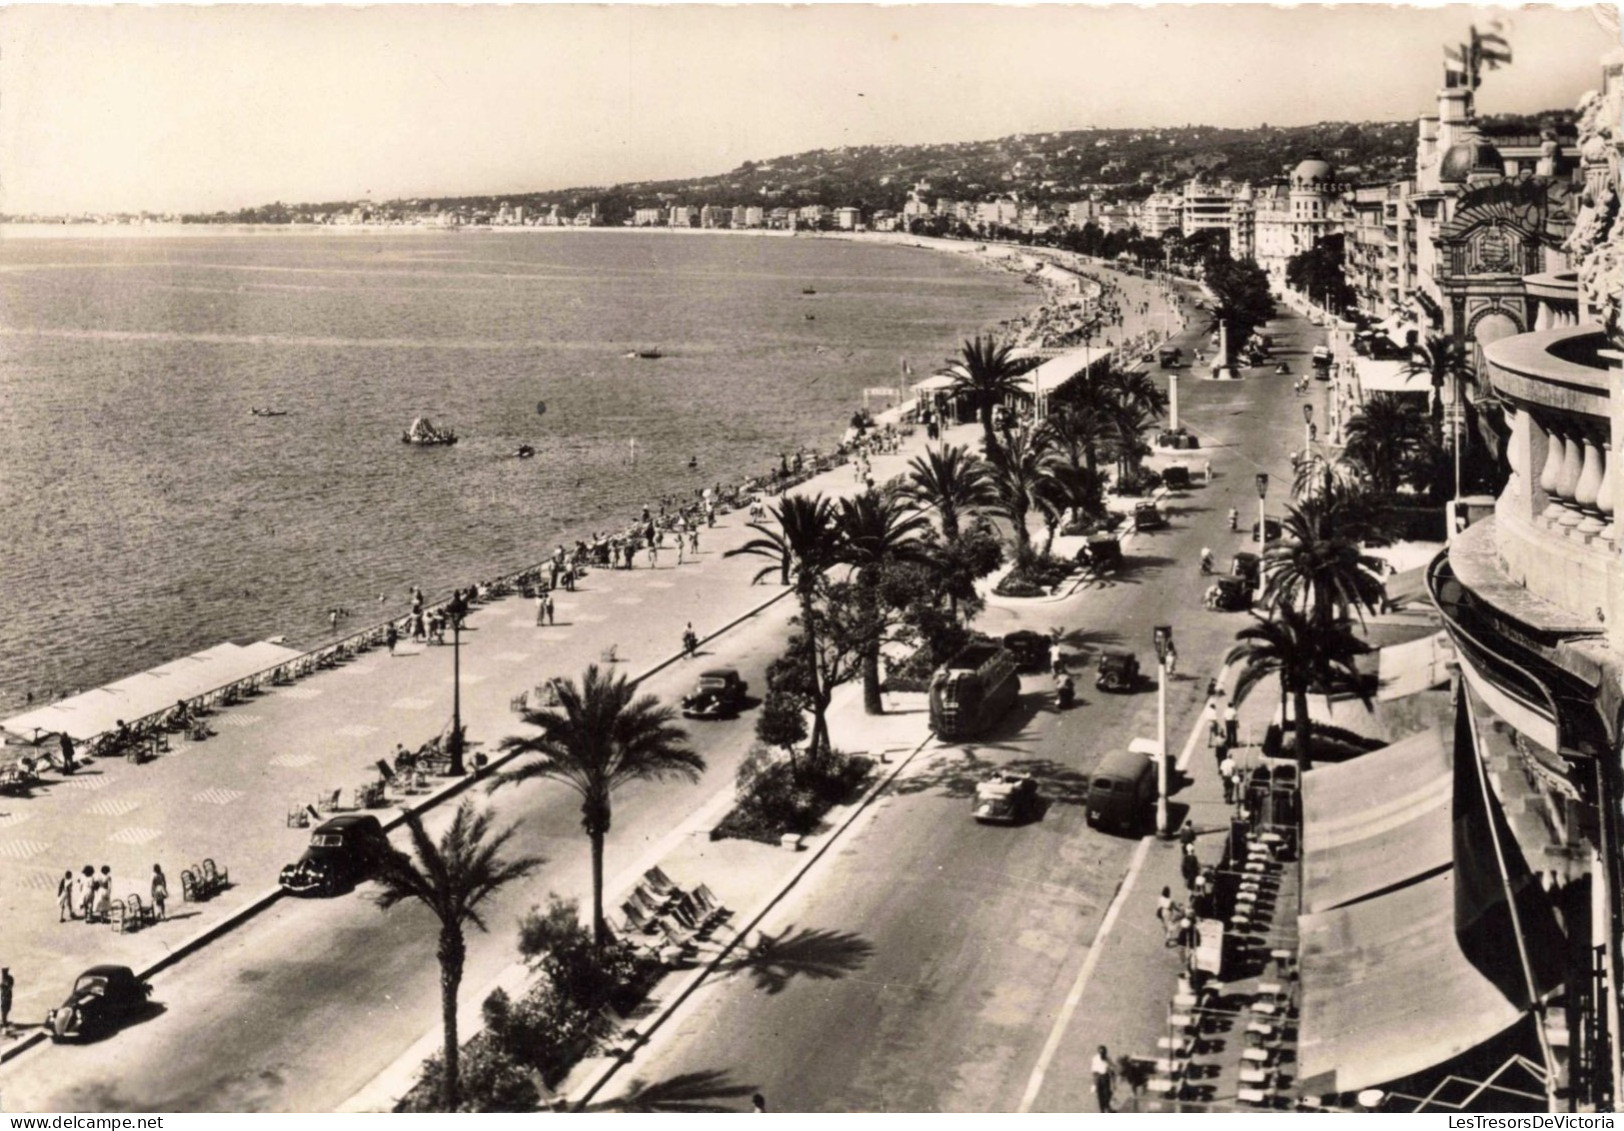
top-left (0, 588), bottom-right (794, 1073)
top-left (567, 724), bottom-right (940, 1111)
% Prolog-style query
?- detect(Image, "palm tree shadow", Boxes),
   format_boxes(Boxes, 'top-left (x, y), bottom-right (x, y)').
top-left (590, 1068), bottom-right (758, 1112)
top-left (885, 747), bottom-right (993, 799)
top-left (718, 924), bottom-right (876, 995)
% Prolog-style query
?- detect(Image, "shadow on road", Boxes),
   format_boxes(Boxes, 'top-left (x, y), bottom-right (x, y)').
top-left (717, 924), bottom-right (876, 995)
top-left (591, 1068), bottom-right (758, 1112)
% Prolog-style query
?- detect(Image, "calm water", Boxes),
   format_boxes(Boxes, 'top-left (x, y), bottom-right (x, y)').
top-left (0, 228), bottom-right (1030, 705)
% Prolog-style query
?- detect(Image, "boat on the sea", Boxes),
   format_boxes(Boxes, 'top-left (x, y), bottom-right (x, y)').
top-left (402, 417), bottom-right (458, 446)
top-left (802, 287), bottom-right (817, 295)
top-left (249, 407), bottom-right (288, 417)
top-left (515, 445), bottom-right (535, 459)
top-left (624, 348), bottom-right (663, 360)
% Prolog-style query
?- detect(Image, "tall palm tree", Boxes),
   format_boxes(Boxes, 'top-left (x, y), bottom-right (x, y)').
top-left (1225, 608), bottom-right (1368, 771)
top-left (1035, 461), bottom-right (1105, 554)
top-left (1400, 332), bottom-right (1474, 439)
top-left (1105, 364), bottom-right (1170, 421)
top-left (834, 490), bottom-right (933, 713)
top-left (1105, 401), bottom-right (1158, 485)
top-left (373, 802), bottom-right (543, 1113)
top-left (900, 443), bottom-right (996, 542)
top-left (946, 333), bottom-right (1039, 461)
top-left (985, 424), bottom-right (1062, 564)
top-left (1262, 494), bottom-right (1389, 633)
top-left (1342, 393), bottom-right (1429, 498)
top-left (495, 665), bottom-right (702, 947)
top-left (1045, 395), bottom-right (1113, 481)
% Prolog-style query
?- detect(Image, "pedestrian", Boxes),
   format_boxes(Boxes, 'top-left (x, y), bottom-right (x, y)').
top-left (151, 863), bottom-right (168, 921)
top-left (76, 865), bottom-right (93, 922)
top-left (385, 622), bottom-right (399, 655)
top-left (683, 623), bottom-right (699, 659)
top-left (676, 532), bottom-right (686, 565)
top-left (1181, 843), bottom-right (1201, 891)
top-left (1155, 885), bottom-right (1174, 926)
top-left (1206, 678), bottom-right (1219, 702)
top-left (95, 865), bottom-right (112, 923)
top-left (648, 539), bottom-right (659, 568)
top-left (536, 591), bottom-right (547, 626)
top-left (1049, 637), bottom-right (1064, 675)
top-left (1, 968), bottom-right (12, 1035)
top-left (689, 526), bottom-right (699, 555)
top-left (1224, 702), bottom-right (1239, 748)
top-left (1091, 1045), bottom-right (1115, 1112)
top-left (751, 1094), bottom-right (767, 1113)
top-left (544, 592), bottom-right (555, 626)
top-left (412, 611), bottom-right (426, 642)
top-left (58, 730), bottom-right (75, 774)
top-left (57, 869), bottom-right (74, 922)
top-left (1220, 754), bottom-right (1237, 804)
top-left (1179, 818), bottom-right (1196, 849)
top-left (1165, 640), bottom-right (1178, 677)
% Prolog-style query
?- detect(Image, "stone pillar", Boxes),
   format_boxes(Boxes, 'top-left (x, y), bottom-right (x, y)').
top-left (1539, 417), bottom-right (1568, 522)
top-left (1558, 429), bottom-right (1587, 527)
top-left (1169, 372), bottom-right (1179, 433)
top-left (1577, 429), bottom-right (1606, 535)
top-left (1503, 405), bottom-right (1534, 517)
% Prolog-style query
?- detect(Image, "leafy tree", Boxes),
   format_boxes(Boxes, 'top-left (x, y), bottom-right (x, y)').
top-left (754, 688), bottom-right (808, 778)
top-left (373, 802), bottom-right (543, 1112)
top-left (766, 584), bottom-right (872, 760)
top-left (901, 443), bottom-right (996, 541)
top-left (1400, 331), bottom-right (1475, 440)
top-left (1342, 393), bottom-right (1430, 497)
top-left (1262, 494), bottom-right (1389, 634)
top-left (495, 665), bottom-right (703, 947)
top-left (985, 424), bottom-right (1062, 564)
top-left (946, 333), bottom-right (1039, 462)
top-left (1225, 607), bottom-right (1369, 771)
top-left (1286, 235), bottom-right (1355, 313)
top-left (834, 490), bottom-right (933, 714)
top-left (1204, 257), bottom-right (1274, 367)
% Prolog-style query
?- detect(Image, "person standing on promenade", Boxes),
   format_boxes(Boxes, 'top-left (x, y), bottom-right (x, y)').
top-left (57, 870), bottom-right (74, 922)
top-left (1181, 843), bottom-right (1201, 892)
top-left (689, 525), bottom-right (699, 556)
top-left (1220, 754), bottom-right (1237, 805)
top-left (386, 622), bottom-right (398, 655)
top-left (648, 538), bottom-right (659, 569)
top-left (676, 525), bottom-right (686, 565)
top-left (1091, 1045), bottom-right (1115, 1112)
top-left (1, 968), bottom-right (13, 1036)
top-left (1224, 702), bottom-right (1239, 749)
top-left (536, 591), bottom-right (547, 626)
top-left (76, 865), bottom-right (93, 922)
top-left (151, 863), bottom-right (169, 920)
top-left (59, 731), bottom-right (75, 774)
top-left (96, 865), bottom-right (112, 923)
top-left (544, 592), bottom-right (555, 626)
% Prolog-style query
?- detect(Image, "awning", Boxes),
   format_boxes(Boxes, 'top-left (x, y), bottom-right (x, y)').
top-left (2, 640), bottom-right (301, 741)
top-left (910, 373), bottom-right (957, 394)
top-left (1302, 726), bottom-right (1451, 913)
top-left (1378, 631), bottom-right (1453, 701)
top-left (1353, 357), bottom-right (1430, 396)
top-left (1298, 870), bottom-right (1526, 1095)
top-left (1020, 345), bottom-right (1111, 398)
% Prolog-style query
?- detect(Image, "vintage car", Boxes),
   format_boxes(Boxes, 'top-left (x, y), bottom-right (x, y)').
top-left (1133, 502), bottom-right (1167, 531)
top-left (1078, 534), bottom-right (1123, 575)
top-left (680, 668), bottom-right (749, 719)
top-left (1205, 574), bottom-right (1253, 612)
top-left (280, 814), bottom-right (393, 897)
top-left (973, 771), bottom-right (1040, 824)
top-left (1232, 551), bottom-right (1261, 587)
top-left (1096, 649), bottom-right (1141, 693)
top-left (1001, 631), bottom-right (1053, 674)
top-left (1162, 465), bottom-right (1191, 490)
top-left (46, 965), bottom-right (151, 1042)
top-left (1252, 517), bottom-right (1284, 544)
top-left (1159, 346), bottom-right (1183, 368)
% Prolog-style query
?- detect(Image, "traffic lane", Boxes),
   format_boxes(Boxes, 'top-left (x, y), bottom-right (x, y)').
top-left (0, 609), bottom-right (793, 1112)
top-left (600, 694), bottom-right (1145, 1113)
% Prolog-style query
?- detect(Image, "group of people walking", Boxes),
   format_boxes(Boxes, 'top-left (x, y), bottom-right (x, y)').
top-left (56, 863), bottom-right (167, 924)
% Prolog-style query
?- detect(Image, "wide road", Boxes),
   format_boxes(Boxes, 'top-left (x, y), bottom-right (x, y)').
top-left (0, 599), bottom-right (798, 1112)
top-left (592, 293), bottom-right (1328, 1112)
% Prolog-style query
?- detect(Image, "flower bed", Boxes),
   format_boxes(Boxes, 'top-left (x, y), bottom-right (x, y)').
top-left (711, 745), bottom-right (874, 845)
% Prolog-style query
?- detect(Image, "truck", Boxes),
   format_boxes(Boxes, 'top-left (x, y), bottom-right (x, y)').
top-left (929, 641), bottom-right (1020, 741)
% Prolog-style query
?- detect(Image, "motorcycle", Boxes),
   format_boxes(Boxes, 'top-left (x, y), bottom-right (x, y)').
top-left (1227, 508), bottom-right (1238, 532)
top-left (1276, 362), bottom-right (1289, 375)
top-left (1055, 672), bottom-right (1076, 710)
top-left (1199, 549), bottom-right (1215, 575)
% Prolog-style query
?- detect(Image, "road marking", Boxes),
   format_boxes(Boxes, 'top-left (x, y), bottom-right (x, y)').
top-left (0, 838), bottom-right (49, 860)
top-left (278, 686), bottom-right (324, 700)
top-left (59, 776), bottom-right (110, 792)
top-left (191, 787), bottom-right (244, 806)
top-left (335, 724), bottom-right (379, 738)
top-left (84, 798), bottom-right (139, 818)
top-left (214, 713), bottom-right (263, 729)
top-left (1018, 835), bottom-right (1152, 1113)
top-left (269, 752), bottom-right (317, 769)
top-left (107, 826), bottom-right (163, 845)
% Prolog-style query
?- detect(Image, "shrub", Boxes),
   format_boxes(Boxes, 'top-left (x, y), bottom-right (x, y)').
top-left (994, 553), bottom-right (1075, 597)
top-left (712, 744), bottom-right (875, 844)
top-left (400, 1032), bottom-right (539, 1113)
top-left (1112, 466), bottom-right (1162, 496)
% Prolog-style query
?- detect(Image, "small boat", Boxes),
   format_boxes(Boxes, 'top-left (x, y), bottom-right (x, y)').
top-left (250, 407), bottom-right (288, 417)
top-left (625, 348), bottom-right (663, 360)
top-left (804, 313), bottom-right (816, 321)
top-left (515, 445), bottom-right (535, 459)
top-left (402, 416), bottom-right (458, 446)
top-left (802, 287), bottom-right (817, 295)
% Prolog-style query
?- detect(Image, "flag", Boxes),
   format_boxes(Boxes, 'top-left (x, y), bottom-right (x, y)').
top-left (1472, 25), bottom-right (1512, 75)
top-left (1443, 42), bottom-right (1471, 86)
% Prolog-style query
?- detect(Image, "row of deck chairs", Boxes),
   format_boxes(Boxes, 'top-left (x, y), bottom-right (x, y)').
top-left (617, 866), bottom-right (731, 961)
top-left (109, 892), bottom-right (157, 934)
top-left (180, 858), bottom-right (229, 903)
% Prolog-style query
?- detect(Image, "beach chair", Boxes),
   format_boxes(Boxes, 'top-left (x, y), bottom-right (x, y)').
top-left (627, 884), bottom-right (668, 918)
top-left (317, 788), bottom-right (343, 812)
top-left (125, 893), bottom-right (150, 931)
top-left (692, 883), bottom-right (730, 926)
top-left (180, 868), bottom-right (200, 902)
top-left (287, 804), bottom-right (310, 828)
top-left (108, 898), bottom-right (129, 933)
top-left (620, 901), bottom-right (662, 935)
top-left (658, 917), bottom-right (699, 953)
top-left (643, 866), bottom-right (679, 897)
top-left (202, 858), bottom-right (228, 895)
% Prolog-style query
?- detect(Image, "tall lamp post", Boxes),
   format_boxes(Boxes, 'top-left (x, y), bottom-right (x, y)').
top-left (1153, 624), bottom-right (1174, 839)
top-left (1256, 473), bottom-right (1270, 605)
top-left (448, 600), bottom-right (465, 776)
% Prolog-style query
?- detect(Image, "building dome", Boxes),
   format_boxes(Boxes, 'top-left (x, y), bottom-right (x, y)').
top-left (1291, 154), bottom-right (1335, 188)
top-left (1439, 139), bottom-right (1504, 184)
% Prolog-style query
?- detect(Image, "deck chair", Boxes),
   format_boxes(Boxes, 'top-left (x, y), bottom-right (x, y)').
top-left (643, 866), bottom-right (679, 897)
top-left (180, 868), bottom-right (200, 902)
top-left (693, 883), bottom-right (730, 925)
top-left (108, 898), bottom-right (128, 932)
top-left (626, 885), bottom-right (666, 918)
top-left (202, 858), bottom-right (228, 893)
top-left (375, 760), bottom-right (398, 788)
top-left (658, 916), bottom-right (699, 951)
top-left (317, 788), bottom-right (343, 812)
top-left (669, 893), bottom-right (706, 935)
top-left (620, 901), bottom-right (661, 935)
top-left (125, 893), bottom-right (149, 931)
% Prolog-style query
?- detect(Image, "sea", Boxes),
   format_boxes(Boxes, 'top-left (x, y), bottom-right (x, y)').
top-left (0, 226), bottom-right (1033, 708)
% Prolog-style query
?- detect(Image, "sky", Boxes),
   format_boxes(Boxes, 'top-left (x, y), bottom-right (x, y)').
top-left (0, 3), bottom-right (1617, 215)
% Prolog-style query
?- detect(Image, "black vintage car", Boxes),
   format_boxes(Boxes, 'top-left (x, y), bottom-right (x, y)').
top-left (1252, 517), bottom-right (1284, 544)
top-left (681, 668), bottom-right (749, 719)
top-left (1133, 502), bottom-right (1167, 531)
top-left (1232, 551), bottom-right (1261, 587)
top-left (1205, 574), bottom-right (1253, 612)
top-left (46, 965), bottom-right (151, 1042)
top-left (1079, 534), bottom-right (1123, 575)
top-left (1001, 631), bottom-right (1053, 674)
top-left (1162, 465), bottom-right (1191, 490)
top-left (1096, 649), bottom-right (1141, 693)
top-left (280, 814), bottom-right (393, 897)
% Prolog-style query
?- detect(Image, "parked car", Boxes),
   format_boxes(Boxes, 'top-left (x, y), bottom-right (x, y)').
top-left (46, 965), bottom-right (151, 1042)
top-left (1096, 649), bottom-right (1141, 693)
top-left (1001, 631), bottom-right (1053, 674)
top-left (1133, 502), bottom-right (1166, 531)
top-left (1086, 748), bottom-right (1156, 835)
top-left (1162, 465), bottom-right (1191, 490)
top-left (973, 771), bottom-right (1040, 824)
top-left (1078, 534), bottom-right (1123, 575)
top-left (680, 668), bottom-right (749, 719)
top-left (1252, 517), bottom-right (1284, 544)
top-left (280, 814), bottom-right (393, 897)
top-left (1232, 551), bottom-right (1261, 587)
top-left (1205, 574), bottom-right (1253, 612)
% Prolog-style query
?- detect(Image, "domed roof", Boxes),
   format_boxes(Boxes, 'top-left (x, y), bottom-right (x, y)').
top-left (1439, 139), bottom-right (1504, 184)
top-left (1291, 154), bottom-right (1335, 187)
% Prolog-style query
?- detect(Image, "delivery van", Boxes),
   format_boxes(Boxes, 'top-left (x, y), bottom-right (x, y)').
top-left (1086, 747), bottom-right (1157, 834)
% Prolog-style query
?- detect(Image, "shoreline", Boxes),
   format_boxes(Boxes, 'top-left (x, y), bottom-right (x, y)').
top-left (1, 228), bottom-right (1076, 719)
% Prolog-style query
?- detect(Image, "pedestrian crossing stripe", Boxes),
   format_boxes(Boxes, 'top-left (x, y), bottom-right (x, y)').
top-left (214, 714), bottom-right (262, 728)
top-left (278, 687), bottom-right (324, 700)
top-left (107, 827), bottom-right (163, 845)
top-left (573, 613), bottom-right (607, 623)
top-left (496, 652), bottom-right (534, 664)
top-left (612, 597), bottom-right (645, 605)
top-left (334, 724), bottom-right (379, 738)
top-left (191, 788), bottom-right (244, 806)
top-left (391, 697), bottom-right (433, 711)
top-left (84, 798), bottom-right (140, 818)
top-left (337, 665), bottom-right (378, 676)
top-left (268, 752), bottom-right (317, 768)
top-left (0, 839), bottom-right (50, 859)
top-left (59, 776), bottom-right (110, 792)
top-left (17, 867), bottom-right (59, 891)
top-left (644, 581), bottom-right (675, 589)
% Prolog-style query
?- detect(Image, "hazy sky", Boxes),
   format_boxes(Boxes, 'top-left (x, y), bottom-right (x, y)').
top-left (1, 3), bottom-right (1616, 215)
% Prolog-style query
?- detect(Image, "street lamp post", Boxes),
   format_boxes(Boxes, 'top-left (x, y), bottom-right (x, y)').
top-left (1153, 624), bottom-right (1174, 839)
top-left (1256, 473), bottom-right (1270, 604)
top-left (448, 602), bottom-right (465, 776)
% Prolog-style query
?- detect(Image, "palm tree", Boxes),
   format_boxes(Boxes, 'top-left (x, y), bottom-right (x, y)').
top-left (373, 802), bottom-right (543, 1112)
top-left (985, 424), bottom-right (1062, 564)
top-left (834, 490), bottom-right (933, 713)
top-left (1342, 393), bottom-right (1430, 497)
top-left (1045, 395), bottom-right (1113, 481)
top-left (900, 443), bottom-right (996, 542)
top-left (495, 665), bottom-right (703, 947)
top-left (1225, 607), bottom-right (1368, 771)
top-left (1400, 332), bottom-right (1473, 439)
top-left (946, 333), bottom-right (1039, 461)
top-left (1035, 461), bottom-right (1105, 554)
top-left (1105, 364), bottom-right (1170, 421)
top-left (1262, 494), bottom-right (1389, 633)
